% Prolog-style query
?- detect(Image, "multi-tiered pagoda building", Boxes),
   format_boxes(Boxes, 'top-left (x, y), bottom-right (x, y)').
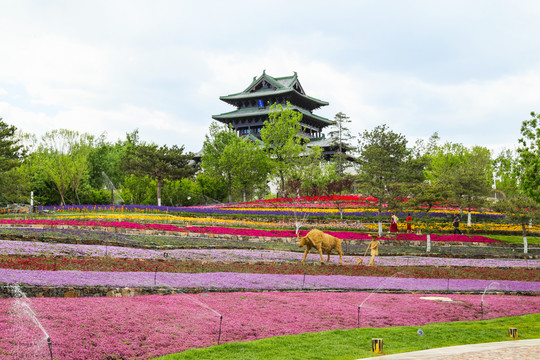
top-left (212, 71), bottom-right (332, 143)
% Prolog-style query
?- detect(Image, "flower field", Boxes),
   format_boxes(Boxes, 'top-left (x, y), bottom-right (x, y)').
top-left (1, 198), bottom-right (539, 359)
top-left (1, 292), bottom-right (539, 360)
top-left (0, 219), bottom-right (511, 242)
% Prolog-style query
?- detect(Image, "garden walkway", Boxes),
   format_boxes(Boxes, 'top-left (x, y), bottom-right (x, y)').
top-left (355, 339), bottom-right (540, 359)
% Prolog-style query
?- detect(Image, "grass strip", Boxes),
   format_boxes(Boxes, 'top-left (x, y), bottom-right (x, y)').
top-left (488, 234), bottom-right (540, 244)
top-left (153, 313), bottom-right (540, 360)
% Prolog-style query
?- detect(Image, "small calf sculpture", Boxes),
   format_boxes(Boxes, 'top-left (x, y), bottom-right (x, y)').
top-left (298, 229), bottom-right (343, 264)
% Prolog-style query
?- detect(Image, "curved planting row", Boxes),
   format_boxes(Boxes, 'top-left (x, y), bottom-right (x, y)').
top-left (2, 255), bottom-right (538, 282)
top-left (39, 204), bottom-right (506, 221)
top-left (1, 268), bottom-right (539, 292)
top-left (0, 219), bottom-right (504, 243)
top-left (0, 240), bottom-right (535, 268)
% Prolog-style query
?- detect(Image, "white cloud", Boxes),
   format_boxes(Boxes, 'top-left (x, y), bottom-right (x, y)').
top-left (2, 0), bottom-right (540, 156)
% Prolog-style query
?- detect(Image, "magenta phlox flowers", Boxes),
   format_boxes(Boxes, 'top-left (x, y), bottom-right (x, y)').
top-left (0, 292), bottom-right (538, 359)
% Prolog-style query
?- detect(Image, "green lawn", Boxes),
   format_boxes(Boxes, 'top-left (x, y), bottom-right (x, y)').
top-left (153, 313), bottom-right (540, 360)
top-left (488, 234), bottom-right (540, 244)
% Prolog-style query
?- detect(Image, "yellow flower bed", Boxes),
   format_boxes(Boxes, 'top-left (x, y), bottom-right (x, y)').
top-left (55, 213), bottom-right (274, 227)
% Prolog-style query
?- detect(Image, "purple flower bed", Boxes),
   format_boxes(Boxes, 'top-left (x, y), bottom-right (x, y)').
top-left (38, 204), bottom-right (505, 220)
top-left (1, 268), bottom-right (538, 292)
top-left (1, 240), bottom-right (537, 268)
top-left (176, 226), bottom-right (503, 243)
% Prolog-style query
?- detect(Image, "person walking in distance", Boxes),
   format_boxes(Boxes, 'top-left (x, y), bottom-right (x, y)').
top-left (389, 213), bottom-right (398, 233)
top-left (452, 214), bottom-right (462, 235)
top-left (405, 213), bottom-right (413, 233)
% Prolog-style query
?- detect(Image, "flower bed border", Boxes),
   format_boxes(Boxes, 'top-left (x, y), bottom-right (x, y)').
top-left (1, 284), bottom-right (537, 298)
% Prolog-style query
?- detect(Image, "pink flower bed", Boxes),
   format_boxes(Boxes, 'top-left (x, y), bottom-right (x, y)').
top-left (0, 292), bottom-right (538, 359)
top-left (183, 227), bottom-right (501, 243)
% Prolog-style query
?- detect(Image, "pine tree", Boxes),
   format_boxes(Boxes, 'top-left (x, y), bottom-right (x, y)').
top-left (327, 112), bottom-right (354, 176)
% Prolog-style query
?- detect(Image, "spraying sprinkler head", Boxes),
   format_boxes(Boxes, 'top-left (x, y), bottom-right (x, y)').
top-left (47, 337), bottom-right (54, 360)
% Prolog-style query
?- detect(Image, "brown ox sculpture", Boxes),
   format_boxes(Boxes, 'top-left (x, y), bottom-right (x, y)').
top-left (298, 229), bottom-right (343, 264)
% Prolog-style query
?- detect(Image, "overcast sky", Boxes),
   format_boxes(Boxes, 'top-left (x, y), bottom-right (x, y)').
top-left (1, 0), bottom-right (539, 155)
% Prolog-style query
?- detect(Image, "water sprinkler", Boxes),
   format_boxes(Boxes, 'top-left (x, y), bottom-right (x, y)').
top-left (47, 337), bottom-right (54, 360)
top-left (481, 281), bottom-right (500, 320)
top-left (481, 299), bottom-right (484, 320)
top-left (218, 315), bottom-right (223, 345)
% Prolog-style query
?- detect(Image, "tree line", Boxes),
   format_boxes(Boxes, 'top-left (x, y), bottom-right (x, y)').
top-left (1, 108), bottom-right (539, 214)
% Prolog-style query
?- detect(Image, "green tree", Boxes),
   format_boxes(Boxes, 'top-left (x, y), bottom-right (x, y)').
top-left (355, 124), bottom-right (410, 234)
top-left (0, 118), bottom-right (24, 173)
top-left (120, 175), bottom-right (156, 205)
top-left (201, 122), bottom-right (240, 202)
top-left (410, 181), bottom-right (453, 251)
top-left (427, 143), bottom-right (493, 226)
top-left (517, 111), bottom-right (540, 203)
top-left (260, 102), bottom-right (306, 197)
top-left (162, 178), bottom-right (204, 206)
top-left (36, 129), bottom-right (94, 205)
top-left (122, 141), bottom-right (195, 206)
top-left (402, 133), bottom-right (440, 184)
top-left (0, 131), bottom-right (35, 205)
top-left (494, 195), bottom-right (540, 254)
top-left (492, 149), bottom-right (522, 198)
top-left (328, 112), bottom-right (355, 176)
top-left (87, 133), bottom-right (126, 190)
top-left (286, 146), bottom-right (336, 194)
top-left (30, 170), bottom-right (63, 206)
top-left (227, 138), bottom-right (271, 202)
top-left (195, 172), bottom-right (228, 204)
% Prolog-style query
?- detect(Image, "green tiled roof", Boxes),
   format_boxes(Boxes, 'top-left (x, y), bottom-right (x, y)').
top-left (241, 71), bottom-right (294, 92)
top-left (212, 105), bottom-right (332, 125)
top-left (220, 88), bottom-right (328, 106)
top-left (220, 71), bottom-right (329, 107)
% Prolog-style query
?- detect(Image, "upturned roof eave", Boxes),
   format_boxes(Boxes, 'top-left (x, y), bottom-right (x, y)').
top-left (212, 106), bottom-right (332, 125)
top-left (219, 88), bottom-right (329, 107)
